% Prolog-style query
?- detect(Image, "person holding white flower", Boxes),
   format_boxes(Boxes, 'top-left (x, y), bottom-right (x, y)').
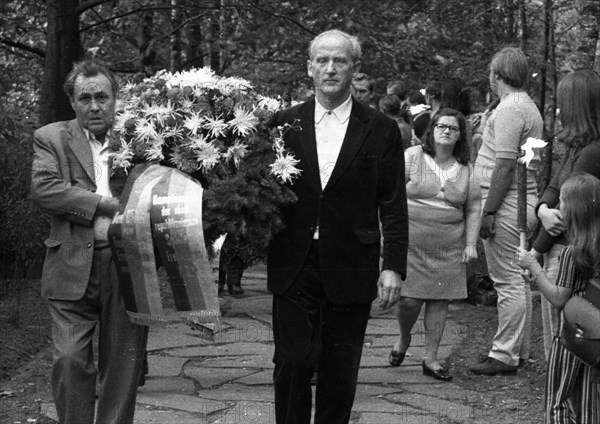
top-left (31, 59), bottom-right (147, 424)
top-left (268, 29), bottom-right (408, 423)
top-left (470, 47), bottom-right (543, 376)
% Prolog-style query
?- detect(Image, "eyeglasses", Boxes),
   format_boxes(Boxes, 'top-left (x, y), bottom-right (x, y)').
top-left (434, 123), bottom-right (460, 133)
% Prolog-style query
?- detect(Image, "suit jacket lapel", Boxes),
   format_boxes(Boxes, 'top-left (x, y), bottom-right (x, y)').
top-left (325, 100), bottom-right (371, 190)
top-left (292, 100), bottom-right (322, 191)
top-left (67, 119), bottom-right (96, 184)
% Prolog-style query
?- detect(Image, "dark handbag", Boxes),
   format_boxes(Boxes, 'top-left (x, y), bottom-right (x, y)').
top-left (560, 277), bottom-right (600, 369)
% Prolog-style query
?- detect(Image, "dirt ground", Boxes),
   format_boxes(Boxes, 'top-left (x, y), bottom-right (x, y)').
top-left (446, 293), bottom-right (546, 423)
top-left (0, 279), bottom-right (547, 424)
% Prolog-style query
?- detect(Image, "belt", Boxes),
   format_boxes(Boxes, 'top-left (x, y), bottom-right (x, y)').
top-left (94, 240), bottom-right (111, 250)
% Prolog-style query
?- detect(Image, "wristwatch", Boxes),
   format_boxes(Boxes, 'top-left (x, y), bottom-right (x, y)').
top-left (482, 209), bottom-right (496, 216)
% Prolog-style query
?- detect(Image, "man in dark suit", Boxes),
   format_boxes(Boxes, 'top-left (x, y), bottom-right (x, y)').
top-left (268, 29), bottom-right (408, 424)
top-left (31, 59), bottom-right (146, 424)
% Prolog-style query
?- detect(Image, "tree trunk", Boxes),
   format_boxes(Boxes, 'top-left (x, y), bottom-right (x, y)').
top-left (170, 0), bottom-right (182, 71)
top-left (539, 0), bottom-right (554, 193)
top-left (185, 21), bottom-right (204, 69)
top-left (209, 1), bottom-right (221, 72)
top-left (39, 0), bottom-right (81, 125)
top-left (519, 0), bottom-right (527, 51)
top-left (577, 0), bottom-right (599, 70)
top-left (138, 11), bottom-right (156, 75)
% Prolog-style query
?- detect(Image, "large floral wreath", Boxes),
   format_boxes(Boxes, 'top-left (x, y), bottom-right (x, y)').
top-left (108, 67), bottom-right (301, 266)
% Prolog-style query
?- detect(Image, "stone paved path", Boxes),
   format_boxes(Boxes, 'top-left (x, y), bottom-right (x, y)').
top-left (40, 265), bottom-right (510, 423)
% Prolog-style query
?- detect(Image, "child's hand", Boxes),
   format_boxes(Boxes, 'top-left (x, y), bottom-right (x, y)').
top-left (516, 247), bottom-right (542, 273)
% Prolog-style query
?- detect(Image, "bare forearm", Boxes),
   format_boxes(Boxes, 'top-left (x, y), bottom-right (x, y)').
top-left (484, 159), bottom-right (515, 211)
top-left (528, 264), bottom-right (571, 308)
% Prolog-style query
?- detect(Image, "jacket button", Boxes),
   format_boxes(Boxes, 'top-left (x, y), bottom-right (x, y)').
top-left (87, 242), bottom-right (92, 248)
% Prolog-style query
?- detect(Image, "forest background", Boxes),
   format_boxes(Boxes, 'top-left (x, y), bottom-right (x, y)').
top-left (1, 0), bottom-right (600, 281)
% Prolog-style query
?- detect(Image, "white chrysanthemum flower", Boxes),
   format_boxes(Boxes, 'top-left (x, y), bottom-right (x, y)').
top-left (135, 118), bottom-right (158, 141)
top-left (165, 67), bottom-right (217, 91)
top-left (162, 125), bottom-right (185, 141)
top-left (121, 82), bottom-right (137, 96)
top-left (180, 98), bottom-right (196, 110)
top-left (113, 109), bottom-right (135, 133)
top-left (109, 141), bottom-right (134, 171)
top-left (218, 76), bottom-right (252, 95)
top-left (256, 95), bottom-right (282, 112)
top-left (186, 133), bottom-right (211, 150)
top-left (225, 140), bottom-right (249, 167)
top-left (270, 153), bottom-right (301, 184)
top-left (203, 114), bottom-right (228, 139)
top-left (145, 134), bottom-right (165, 161)
top-left (229, 106), bottom-right (257, 137)
top-left (195, 142), bottom-right (222, 171)
top-left (184, 111), bottom-right (205, 135)
top-left (141, 101), bottom-right (175, 126)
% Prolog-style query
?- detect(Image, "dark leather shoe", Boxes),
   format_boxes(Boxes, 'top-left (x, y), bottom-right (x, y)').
top-left (422, 361), bottom-right (453, 381)
top-left (228, 284), bottom-right (244, 295)
top-left (389, 350), bottom-right (405, 367)
top-left (469, 357), bottom-right (517, 375)
top-left (389, 334), bottom-right (411, 367)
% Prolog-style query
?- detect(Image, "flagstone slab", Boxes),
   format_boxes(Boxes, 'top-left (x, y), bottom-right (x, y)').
top-left (197, 383), bottom-right (274, 402)
top-left (358, 384), bottom-right (405, 397)
top-left (211, 401), bottom-right (275, 424)
top-left (147, 328), bottom-right (214, 351)
top-left (201, 355), bottom-right (274, 369)
top-left (357, 411), bottom-right (442, 424)
top-left (383, 392), bottom-right (473, 422)
top-left (138, 376), bottom-right (196, 394)
top-left (133, 408), bottom-right (207, 424)
top-left (136, 392), bottom-right (227, 414)
top-left (235, 369), bottom-right (273, 386)
top-left (184, 363), bottom-right (258, 388)
top-left (169, 341), bottom-right (273, 357)
top-left (353, 391), bottom-right (428, 414)
top-left (147, 354), bottom-right (188, 377)
top-left (215, 318), bottom-right (274, 344)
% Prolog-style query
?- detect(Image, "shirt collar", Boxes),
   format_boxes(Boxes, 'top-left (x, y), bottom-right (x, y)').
top-left (314, 95), bottom-right (353, 124)
top-left (82, 127), bottom-right (111, 145)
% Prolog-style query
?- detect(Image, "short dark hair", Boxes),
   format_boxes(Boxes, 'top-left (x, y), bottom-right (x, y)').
top-left (408, 90), bottom-right (426, 106)
top-left (379, 94), bottom-right (401, 115)
top-left (425, 81), bottom-right (443, 101)
top-left (63, 59), bottom-right (119, 99)
top-left (422, 108), bottom-right (470, 165)
top-left (387, 80), bottom-right (408, 99)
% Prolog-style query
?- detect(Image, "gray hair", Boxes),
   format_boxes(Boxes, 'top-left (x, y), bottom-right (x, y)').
top-left (308, 29), bottom-right (362, 62)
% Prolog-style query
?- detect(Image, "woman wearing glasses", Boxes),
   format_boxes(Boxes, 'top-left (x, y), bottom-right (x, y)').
top-left (389, 108), bottom-right (481, 381)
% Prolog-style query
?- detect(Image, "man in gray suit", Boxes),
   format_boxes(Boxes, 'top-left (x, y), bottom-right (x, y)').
top-left (31, 59), bottom-right (146, 424)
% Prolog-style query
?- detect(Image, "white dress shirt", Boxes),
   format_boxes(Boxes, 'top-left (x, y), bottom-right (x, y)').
top-left (314, 95), bottom-right (352, 189)
top-left (313, 95), bottom-right (352, 239)
top-left (84, 128), bottom-right (113, 241)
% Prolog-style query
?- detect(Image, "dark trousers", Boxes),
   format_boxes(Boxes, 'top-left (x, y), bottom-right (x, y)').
top-left (272, 242), bottom-right (371, 424)
top-left (48, 247), bottom-right (148, 424)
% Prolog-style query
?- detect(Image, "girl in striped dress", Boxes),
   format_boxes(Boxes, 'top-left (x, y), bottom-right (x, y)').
top-left (518, 173), bottom-right (600, 424)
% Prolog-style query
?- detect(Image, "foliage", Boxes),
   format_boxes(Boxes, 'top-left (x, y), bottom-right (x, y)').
top-left (0, 112), bottom-right (48, 279)
top-left (110, 67), bottom-right (300, 265)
